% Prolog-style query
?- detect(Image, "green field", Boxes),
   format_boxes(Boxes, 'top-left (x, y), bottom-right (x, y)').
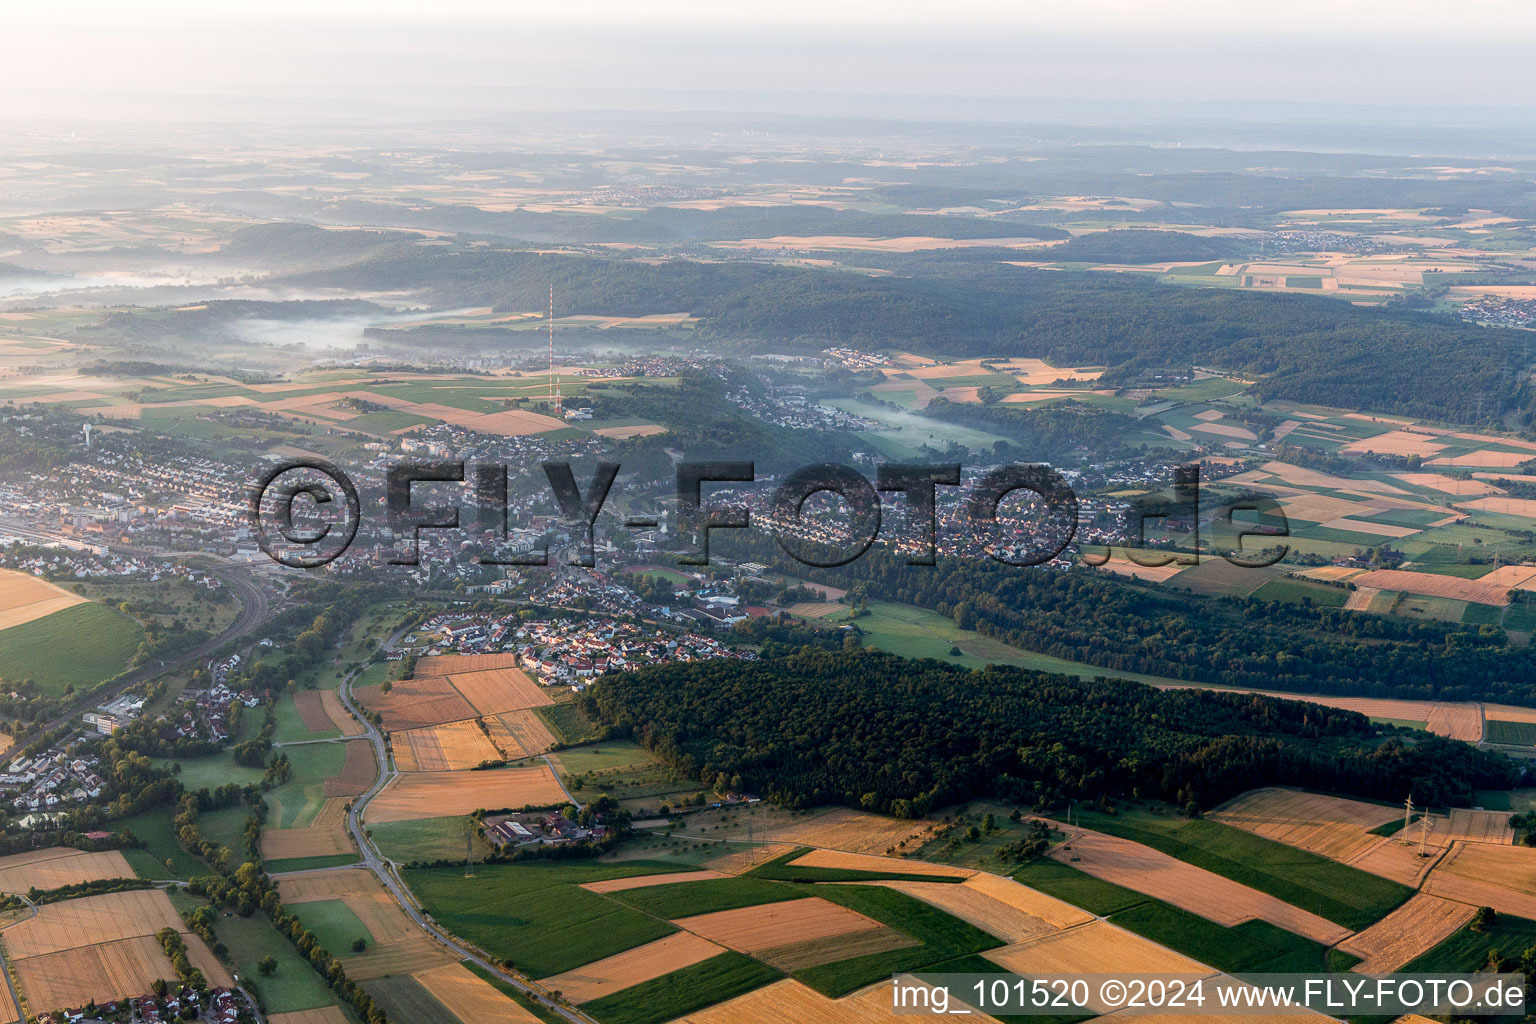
top-left (266, 853), bottom-right (362, 873)
top-left (607, 876), bottom-right (803, 918)
top-left (554, 740), bottom-right (656, 775)
top-left (215, 910), bottom-right (345, 1014)
top-left (854, 601), bottom-right (1187, 687)
top-left (404, 861), bottom-right (690, 977)
top-left (290, 898), bottom-right (375, 955)
top-left (1250, 578), bottom-right (1348, 608)
top-left (0, 601), bottom-right (144, 694)
top-left (1402, 913), bottom-right (1536, 972)
top-left (1075, 806), bottom-right (1412, 930)
top-left (537, 701), bottom-right (600, 745)
top-left (151, 749), bottom-right (267, 793)
top-left (1112, 902), bottom-right (1328, 972)
top-left (116, 805), bottom-right (209, 879)
top-left (1485, 719), bottom-right (1536, 746)
top-left (794, 884), bottom-right (1004, 997)
top-left (272, 692), bottom-right (341, 744)
top-left (369, 815), bottom-right (479, 864)
top-left (361, 975), bottom-right (458, 1024)
top-left (1011, 859), bottom-right (1148, 916)
top-left (579, 953), bottom-right (782, 1024)
top-left (266, 740), bottom-right (350, 828)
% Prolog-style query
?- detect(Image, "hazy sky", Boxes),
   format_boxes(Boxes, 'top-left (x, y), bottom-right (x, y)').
top-left (8, 1), bottom-right (1534, 122)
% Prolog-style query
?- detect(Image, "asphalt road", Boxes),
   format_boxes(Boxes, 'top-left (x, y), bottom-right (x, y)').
top-left (328, 644), bottom-right (599, 1024)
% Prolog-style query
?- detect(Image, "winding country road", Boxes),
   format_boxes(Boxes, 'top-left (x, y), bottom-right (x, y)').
top-left (310, 648), bottom-right (599, 1024)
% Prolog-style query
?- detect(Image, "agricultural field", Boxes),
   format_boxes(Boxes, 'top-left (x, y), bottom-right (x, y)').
top-left (2, 889), bottom-right (232, 1011)
top-left (0, 846), bottom-right (133, 893)
top-left (1422, 842), bottom-right (1536, 918)
top-left (368, 815), bottom-right (484, 865)
top-left (278, 868), bottom-right (454, 981)
top-left (0, 598), bottom-right (144, 694)
top-left (1334, 894), bottom-right (1476, 973)
top-left (366, 762), bottom-right (569, 822)
top-left (1046, 825), bottom-right (1350, 944)
top-left (1210, 788), bottom-right (1402, 862)
top-left (1071, 805), bottom-right (1412, 930)
top-left (411, 963), bottom-right (542, 1024)
top-left (392, 720), bottom-right (503, 772)
top-left (0, 568), bottom-right (87, 628)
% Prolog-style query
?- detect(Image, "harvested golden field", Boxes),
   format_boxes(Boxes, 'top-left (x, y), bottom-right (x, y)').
top-left (485, 709), bottom-right (557, 759)
top-left (1317, 517), bottom-right (1419, 538)
top-left (1476, 566), bottom-right (1536, 592)
top-left (758, 928), bottom-right (915, 972)
top-left (963, 871), bottom-right (1095, 929)
top-left (260, 798), bottom-right (355, 859)
top-left (281, 869), bottom-right (453, 978)
top-left (593, 424), bottom-right (667, 439)
top-left (341, 933), bottom-right (455, 980)
top-left (675, 897), bottom-right (882, 952)
top-left (1484, 702), bottom-right (1536, 723)
top-left (392, 719), bottom-right (502, 772)
top-left (267, 1011), bottom-right (349, 1024)
top-left (786, 600), bottom-right (845, 618)
top-left (419, 652), bottom-right (520, 673)
top-left (366, 763), bottom-right (567, 822)
top-left (1350, 569), bottom-right (1512, 606)
top-left (582, 869), bottom-right (729, 894)
top-left (355, 675), bottom-right (476, 732)
top-left (1346, 836), bottom-right (1439, 887)
top-left (3, 888), bottom-right (186, 958)
top-left (0, 569), bottom-right (87, 630)
top-left (1188, 421), bottom-right (1258, 440)
top-left (1048, 827), bottom-right (1349, 944)
top-left (320, 690), bottom-right (365, 735)
top-left (1429, 451), bottom-right (1533, 467)
top-left (1091, 554), bottom-right (1190, 582)
top-left (1341, 430), bottom-right (1447, 457)
top-left (16, 936), bottom-right (188, 1011)
top-left (1442, 809), bottom-right (1514, 845)
top-left (1297, 566), bottom-right (1368, 582)
top-left (1424, 843), bottom-right (1536, 918)
top-left (986, 922), bottom-right (1209, 1009)
top-left (412, 964), bottom-right (541, 1023)
top-left (279, 868), bottom-right (386, 903)
top-left (1425, 703), bottom-right (1484, 742)
top-left (446, 666), bottom-right (552, 715)
top-left (1458, 496), bottom-right (1536, 518)
top-left (323, 740), bottom-right (377, 798)
top-left (1335, 895), bottom-right (1475, 973)
top-left (1343, 587), bottom-right (1382, 611)
top-left (267, 1010), bottom-right (350, 1024)
top-left (1392, 472), bottom-right (1503, 495)
top-left (1212, 788), bottom-right (1399, 862)
top-left (787, 849), bottom-right (972, 878)
top-left (672, 977), bottom-right (1005, 1024)
top-left (539, 932), bottom-right (725, 1002)
top-left (0, 847), bottom-right (133, 894)
top-left (850, 879), bottom-right (1058, 943)
top-left (752, 806), bottom-right (936, 856)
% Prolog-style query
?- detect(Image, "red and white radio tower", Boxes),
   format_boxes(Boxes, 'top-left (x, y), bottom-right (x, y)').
top-left (548, 284), bottom-right (561, 413)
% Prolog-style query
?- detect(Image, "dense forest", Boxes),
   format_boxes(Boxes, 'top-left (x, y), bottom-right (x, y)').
top-left (272, 242), bottom-right (1535, 426)
top-left (585, 649), bottom-right (1516, 816)
top-left (713, 541), bottom-right (1536, 705)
